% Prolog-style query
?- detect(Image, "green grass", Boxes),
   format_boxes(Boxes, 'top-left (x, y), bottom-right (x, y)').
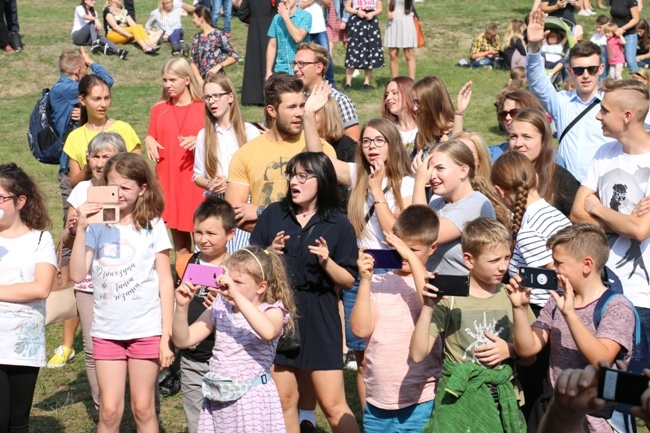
top-left (4, 0), bottom-right (650, 431)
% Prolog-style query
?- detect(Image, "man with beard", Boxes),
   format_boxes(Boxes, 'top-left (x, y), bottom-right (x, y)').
top-left (225, 73), bottom-right (336, 232)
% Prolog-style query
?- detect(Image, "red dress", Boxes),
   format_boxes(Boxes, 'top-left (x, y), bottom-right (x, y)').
top-left (147, 100), bottom-right (205, 232)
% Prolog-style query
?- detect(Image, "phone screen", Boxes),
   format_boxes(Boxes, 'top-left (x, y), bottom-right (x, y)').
top-left (427, 274), bottom-right (470, 297)
top-left (365, 249), bottom-right (402, 269)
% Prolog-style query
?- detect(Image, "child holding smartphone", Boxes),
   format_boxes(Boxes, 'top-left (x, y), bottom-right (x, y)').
top-left (351, 205), bottom-right (442, 432)
top-left (410, 217), bottom-right (534, 433)
top-left (507, 223), bottom-right (636, 432)
top-left (70, 153), bottom-right (175, 433)
top-left (174, 195), bottom-right (235, 433)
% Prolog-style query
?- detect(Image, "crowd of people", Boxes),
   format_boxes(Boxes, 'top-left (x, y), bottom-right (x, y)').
top-left (7, 0), bottom-right (650, 432)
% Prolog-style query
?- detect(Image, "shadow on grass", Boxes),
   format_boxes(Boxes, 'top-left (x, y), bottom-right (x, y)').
top-left (34, 369), bottom-right (99, 422)
top-left (29, 415), bottom-right (65, 432)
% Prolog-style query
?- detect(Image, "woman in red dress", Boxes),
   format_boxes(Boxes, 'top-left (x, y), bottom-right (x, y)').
top-left (145, 58), bottom-right (204, 256)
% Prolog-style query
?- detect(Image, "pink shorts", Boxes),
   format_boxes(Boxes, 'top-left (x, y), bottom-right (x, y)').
top-left (92, 336), bottom-right (161, 361)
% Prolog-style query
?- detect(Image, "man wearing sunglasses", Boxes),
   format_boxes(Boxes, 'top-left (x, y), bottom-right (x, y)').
top-left (526, 9), bottom-right (608, 183)
top-left (293, 42), bottom-right (360, 141)
top-left (225, 73), bottom-right (336, 232)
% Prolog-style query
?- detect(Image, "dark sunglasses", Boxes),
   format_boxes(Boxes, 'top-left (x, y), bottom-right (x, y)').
top-left (498, 108), bottom-right (520, 121)
top-left (570, 65), bottom-right (600, 76)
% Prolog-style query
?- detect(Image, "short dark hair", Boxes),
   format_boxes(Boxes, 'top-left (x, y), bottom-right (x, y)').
top-left (281, 152), bottom-right (341, 220)
top-left (392, 205), bottom-right (440, 246)
top-left (596, 14), bottom-right (610, 26)
top-left (264, 73), bottom-right (304, 126)
top-left (193, 195), bottom-right (236, 232)
top-left (568, 40), bottom-right (601, 62)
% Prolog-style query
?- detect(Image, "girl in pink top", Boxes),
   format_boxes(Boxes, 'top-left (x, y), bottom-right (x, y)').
top-left (606, 22), bottom-right (626, 79)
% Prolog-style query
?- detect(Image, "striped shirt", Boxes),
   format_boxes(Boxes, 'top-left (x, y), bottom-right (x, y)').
top-left (145, 9), bottom-right (183, 34)
top-left (508, 198), bottom-right (571, 308)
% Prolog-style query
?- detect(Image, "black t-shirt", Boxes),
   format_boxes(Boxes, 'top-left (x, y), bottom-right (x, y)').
top-left (542, 0), bottom-right (576, 24)
top-left (611, 0), bottom-right (639, 36)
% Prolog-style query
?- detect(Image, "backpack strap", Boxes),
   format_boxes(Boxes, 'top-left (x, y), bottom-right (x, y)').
top-left (558, 98), bottom-right (600, 144)
top-left (594, 289), bottom-right (643, 359)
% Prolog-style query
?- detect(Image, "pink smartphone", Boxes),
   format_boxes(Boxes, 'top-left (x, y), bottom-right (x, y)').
top-left (182, 263), bottom-right (223, 288)
top-left (87, 186), bottom-right (119, 224)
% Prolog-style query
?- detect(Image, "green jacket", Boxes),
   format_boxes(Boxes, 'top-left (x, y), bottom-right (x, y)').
top-left (423, 357), bottom-right (525, 433)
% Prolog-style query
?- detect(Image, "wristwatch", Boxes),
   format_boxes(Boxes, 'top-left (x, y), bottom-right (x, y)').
top-left (256, 206), bottom-right (266, 217)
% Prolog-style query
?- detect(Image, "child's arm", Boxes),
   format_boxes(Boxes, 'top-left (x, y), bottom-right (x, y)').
top-left (506, 274), bottom-right (549, 358)
top-left (218, 269), bottom-right (285, 340)
top-left (278, 1), bottom-right (309, 43)
top-left (620, 35), bottom-right (626, 45)
top-left (156, 250), bottom-right (176, 368)
top-left (409, 287), bottom-right (444, 363)
top-left (308, 236), bottom-right (356, 289)
top-left (69, 202), bottom-right (102, 283)
top-left (551, 276), bottom-right (622, 366)
top-left (384, 231), bottom-right (429, 303)
top-left (350, 249), bottom-right (376, 339)
top-left (172, 282), bottom-right (215, 348)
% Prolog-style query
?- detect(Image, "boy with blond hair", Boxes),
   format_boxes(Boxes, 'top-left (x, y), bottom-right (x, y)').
top-left (508, 223), bottom-right (636, 432)
top-left (351, 205), bottom-right (441, 432)
top-left (410, 217), bottom-right (532, 433)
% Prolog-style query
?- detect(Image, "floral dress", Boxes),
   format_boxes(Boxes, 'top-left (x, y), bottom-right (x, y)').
top-left (190, 29), bottom-right (239, 78)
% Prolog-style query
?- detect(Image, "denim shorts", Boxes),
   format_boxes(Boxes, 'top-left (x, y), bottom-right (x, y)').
top-left (363, 400), bottom-right (434, 433)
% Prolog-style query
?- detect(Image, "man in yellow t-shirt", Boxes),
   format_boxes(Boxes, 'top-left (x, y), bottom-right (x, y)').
top-left (225, 73), bottom-right (335, 232)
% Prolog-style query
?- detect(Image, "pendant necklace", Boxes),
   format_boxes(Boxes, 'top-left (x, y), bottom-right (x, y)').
top-left (173, 100), bottom-right (191, 143)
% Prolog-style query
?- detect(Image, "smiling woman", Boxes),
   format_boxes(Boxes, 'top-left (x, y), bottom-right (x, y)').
top-left (145, 58), bottom-right (205, 258)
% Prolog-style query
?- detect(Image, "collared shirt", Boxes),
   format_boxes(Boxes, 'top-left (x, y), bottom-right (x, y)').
top-left (329, 87), bottom-right (358, 128)
top-left (268, 8), bottom-right (312, 73)
top-left (250, 201), bottom-right (358, 288)
top-left (527, 51), bottom-right (609, 182)
top-left (470, 32), bottom-right (500, 56)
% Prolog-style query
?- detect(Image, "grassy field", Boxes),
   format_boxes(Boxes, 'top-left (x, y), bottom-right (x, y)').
top-left (3, 0), bottom-right (648, 431)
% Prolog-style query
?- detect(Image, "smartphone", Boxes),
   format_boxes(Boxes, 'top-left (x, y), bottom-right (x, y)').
top-left (519, 266), bottom-right (558, 291)
top-left (182, 263), bottom-right (224, 288)
top-left (427, 274), bottom-right (470, 297)
top-left (598, 367), bottom-right (649, 406)
top-left (366, 249), bottom-right (402, 269)
top-left (87, 186), bottom-right (120, 224)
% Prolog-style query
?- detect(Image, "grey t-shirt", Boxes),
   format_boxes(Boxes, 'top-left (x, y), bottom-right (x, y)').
top-left (426, 191), bottom-right (496, 275)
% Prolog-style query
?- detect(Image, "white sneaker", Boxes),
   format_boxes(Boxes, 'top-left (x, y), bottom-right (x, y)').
top-left (588, 9), bottom-right (597, 15)
top-left (578, 9), bottom-right (590, 16)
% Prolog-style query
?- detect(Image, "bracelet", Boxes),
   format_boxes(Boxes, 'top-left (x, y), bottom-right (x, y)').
top-left (374, 200), bottom-right (388, 205)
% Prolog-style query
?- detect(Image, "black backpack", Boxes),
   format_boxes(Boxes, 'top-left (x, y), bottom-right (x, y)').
top-left (27, 88), bottom-right (72, 165)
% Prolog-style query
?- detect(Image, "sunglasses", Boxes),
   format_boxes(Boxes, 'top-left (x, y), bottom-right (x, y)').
top-left (570, 65), bottom-right (600, 76)
top-left (498, 108), bottom-right (520, 121)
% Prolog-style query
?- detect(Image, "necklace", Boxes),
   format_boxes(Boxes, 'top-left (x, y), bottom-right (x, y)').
top-left (297, 210), bottom-right (316, 218)
top-left (172, 102), bottom-right (191, 143)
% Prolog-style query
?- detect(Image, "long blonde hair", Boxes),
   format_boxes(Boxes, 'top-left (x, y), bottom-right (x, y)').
top-left (202, 75), bottom-right (248, 179)
top-left (348, 118), bottom-right (412, 237)
top-left (501, 19), bottom-right (525, 51)
top-left (159, 58), bottom-right (203, 103)
top-left (450, 130), bottom-right (492, 180)
top-left (316, 97), bottom-right (344, 143)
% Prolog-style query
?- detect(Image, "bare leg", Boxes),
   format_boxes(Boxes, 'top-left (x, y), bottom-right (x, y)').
top-left (310, 369), bottom-right (360, 433)
top-left (128, 358), bottom-right (159, 433)
top-left (354, 350), bottom-right (366, 410)
top-left (363, 69), bottom-right (372, 86)
top-left (389, 47), bottom-right (399, 77)
top-left (404, 48), bottom-right (416, 79)
top-left (61, 317), bottom-right (80, 348)
top-left (96, 360), bottom-right (127, 433)
top-left (272, 364), bottom-right (300, 433)
top-left (345, 67), bottom-right (354, 86)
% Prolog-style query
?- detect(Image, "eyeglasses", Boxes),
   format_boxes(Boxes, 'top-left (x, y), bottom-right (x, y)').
top-left (285, 172), bottom-right (316, 184)
top-left (201, 92), bottom-right (230, 103)
top-left (498, 108), bottom-right (520, 121)
top-left (291, 61), bottom-right (319, 69)
top-left (361, 137), bottom-right (388, 148)
top-left (570, 65), bottom-right (600, 76)
top-left (0, 195), bottom-right (16, 203)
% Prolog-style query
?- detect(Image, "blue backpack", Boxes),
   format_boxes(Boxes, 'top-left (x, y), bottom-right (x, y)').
top-left (27, 88), bottom-right (68, 165)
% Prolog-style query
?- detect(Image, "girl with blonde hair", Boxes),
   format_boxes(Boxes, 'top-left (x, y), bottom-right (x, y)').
top-left (103, 0), bottom-right (159, 53)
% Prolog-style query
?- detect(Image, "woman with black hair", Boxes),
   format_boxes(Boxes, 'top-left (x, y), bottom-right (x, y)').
top-left (250, 152), bottom-right (360, 433)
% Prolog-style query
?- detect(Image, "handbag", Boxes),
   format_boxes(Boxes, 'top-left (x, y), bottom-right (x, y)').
top-left (45, 237), bottom-right (77, 326)
top-left (413, 14), bottom-right (425, 48)
top-left (145, 26), bottom-right (164, 46)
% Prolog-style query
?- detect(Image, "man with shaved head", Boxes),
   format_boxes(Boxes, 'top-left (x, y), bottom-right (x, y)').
top-left (571, 78), bottom-right (650, 346)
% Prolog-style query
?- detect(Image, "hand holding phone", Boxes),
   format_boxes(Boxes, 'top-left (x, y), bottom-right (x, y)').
top-left (87, 186), bottom-right (120, 224)
top-left (426, 274), bottom-right (470, 297)
top-left (598, 367), bottom-right (650, 406)
top-left (519, 266), bottom-right (558, 290)
top-left (365, 249), bottom-right (402, 269)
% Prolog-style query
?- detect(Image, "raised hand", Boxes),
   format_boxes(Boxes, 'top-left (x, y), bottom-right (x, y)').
top-left (455, 81), bottom-right (473, 115)
top-left (506, 273), bottom-right (532, 308)
top-left (270, 230), bottom-right (290, 254)
top-left (357, 248), bottom-right (375, 281)
top-left (175, 281), bottom-right (200, 307)
top-left (308, 236), bottom-right (330, 265)
top-left (527, 9), bottom-right (549, 46)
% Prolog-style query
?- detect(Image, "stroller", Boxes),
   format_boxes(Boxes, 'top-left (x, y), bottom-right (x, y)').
top-left (543, 16), bottom-right (577, 90)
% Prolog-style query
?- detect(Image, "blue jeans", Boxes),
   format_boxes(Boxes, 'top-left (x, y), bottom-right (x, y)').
top-left (310, 31), bottom-right (336, 87)
top-left (167, 28), bottom-right (184, 52)
top-left (212, 0), bottom-right (232, 33)
top-left (469, 57), bottom-right (492, 68)
top-left (625, 33), bottom-right (639, 73)
top-left (363, 400), bottom-right (434, 433)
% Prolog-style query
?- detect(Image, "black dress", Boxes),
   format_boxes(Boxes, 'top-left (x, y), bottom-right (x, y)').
top-left (250, 202), bottom-right (359, 370)
top-left (237, 0), bottom-right (276, 105)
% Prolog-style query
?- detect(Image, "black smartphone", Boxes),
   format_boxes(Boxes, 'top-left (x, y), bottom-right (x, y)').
top-left (427, 274), bottom-right (470, 297)
top-left (519, 266), bottom-right (558, 290)
top-left (598, 367), bottom-right (649, 406)
top-left (365, 249), bottom-right (402, 269)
